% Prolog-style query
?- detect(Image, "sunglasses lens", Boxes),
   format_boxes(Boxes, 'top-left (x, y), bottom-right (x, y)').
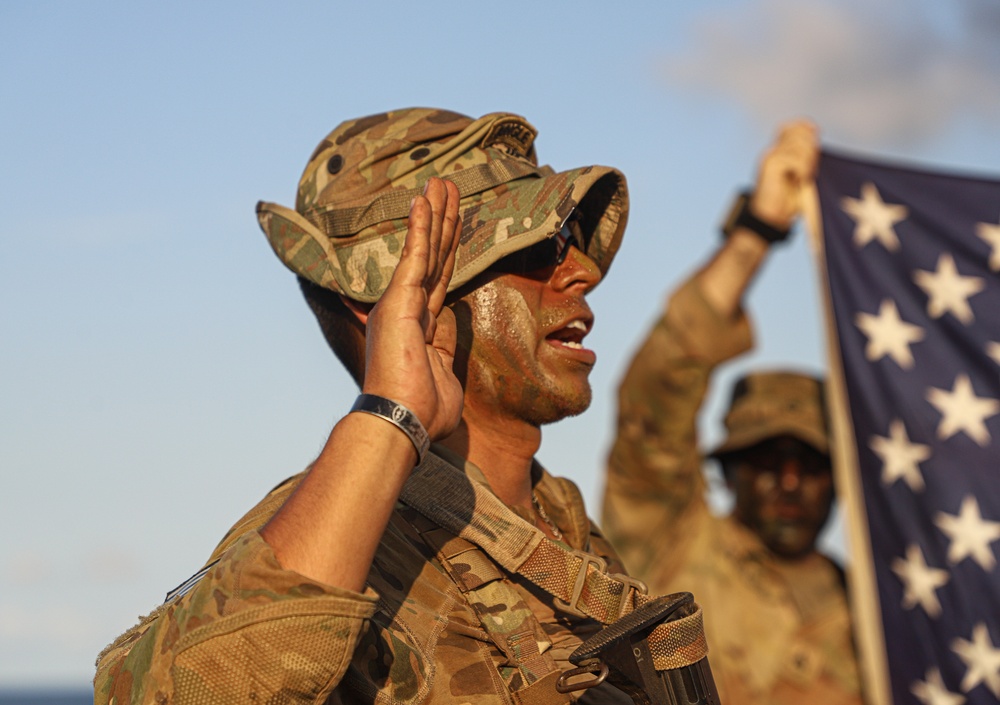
top-left (490, 226), bottom-right (580, 275)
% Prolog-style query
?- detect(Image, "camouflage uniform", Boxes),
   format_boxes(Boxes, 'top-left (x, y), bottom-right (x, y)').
top-left (602, 277), bottom-right (862, 705)
top-left (95, 109), bottom-right (708, 704)
top-left (95, 447), bottom-right (636, 704)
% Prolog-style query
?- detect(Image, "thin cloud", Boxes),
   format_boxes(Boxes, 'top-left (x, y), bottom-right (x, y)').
top-left (660, 0), bottom-right (1000, 148)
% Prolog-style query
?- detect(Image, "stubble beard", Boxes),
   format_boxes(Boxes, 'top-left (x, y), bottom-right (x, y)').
top-left (520, 369), bottom-right (593, 426)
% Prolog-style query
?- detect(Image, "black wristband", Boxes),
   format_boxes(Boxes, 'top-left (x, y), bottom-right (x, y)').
top-left (350, 394), bottom-right (430, 464)
top-left (721, 191), bottom-right (791, 244)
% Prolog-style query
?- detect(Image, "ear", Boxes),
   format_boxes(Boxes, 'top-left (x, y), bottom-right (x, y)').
top-left (339, 295), bottom-right (373, 325)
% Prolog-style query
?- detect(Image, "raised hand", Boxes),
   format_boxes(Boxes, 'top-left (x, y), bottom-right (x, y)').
top-left (751, 120), bottom-right (819, 230)
top-left (361, 177), bottom-right (464, 441)
top-left (695, 120), bottom-right (820, 319)
top-left (260, 178), bottom-right (465, 591)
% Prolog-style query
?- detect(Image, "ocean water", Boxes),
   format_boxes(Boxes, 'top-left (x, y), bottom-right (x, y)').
top-left (0, 692), bottom-right (91, 705)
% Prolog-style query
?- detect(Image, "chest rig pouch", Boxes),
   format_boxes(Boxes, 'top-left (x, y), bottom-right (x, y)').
top-left (402, 506), bottom-right (567, 705)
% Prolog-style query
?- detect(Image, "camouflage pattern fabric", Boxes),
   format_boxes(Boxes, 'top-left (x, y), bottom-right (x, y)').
top-left (709, 370), bottom-right (829, 459)
top-left (95, 449), bottom-right (636, 705)
top-left (94, 109), bottom-right (646, 704)
top-left (256, 108), bottom-right (629, 303)
top-left (601, 277), bottom-right (862, 705)
top-left (397, 450), bottom-right (708, 669)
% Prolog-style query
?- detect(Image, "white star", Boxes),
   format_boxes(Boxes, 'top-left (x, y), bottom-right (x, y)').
top-left (952, 623), bottom-right (1000, 697)
top-left (870, 419), bottom-right (931, 491)
top-left (891, 544), bottom-right (950, 617)
top-left (840, 182), bottom-right (908, 251)
top-left (912, 667), bottom-right (966, 705)
top-left (855, 299), bottom-right (925, 368)
top-left (987, 342), bottom-right (1000, 366)
top-left (936, 496), bottom-right (1000, 570)
top-left (926, 374), bottom-right (999, 446)
top-left (977, 219), bottom-right (1000, 271)
top-left (913, 254), bottom-right (986, 324)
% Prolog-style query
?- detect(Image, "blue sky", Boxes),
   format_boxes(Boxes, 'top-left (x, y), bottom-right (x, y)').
top-left (2, 0), bottom-right (999, 689)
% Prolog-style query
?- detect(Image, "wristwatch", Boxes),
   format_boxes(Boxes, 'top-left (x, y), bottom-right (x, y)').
top-left (721, 191), bottom-right (791, 244)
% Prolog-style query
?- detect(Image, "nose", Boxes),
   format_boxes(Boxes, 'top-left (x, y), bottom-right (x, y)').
top-left (778, 458), bottom-right (803, 493)
top-left (550, 244), bottom-right (601, 292)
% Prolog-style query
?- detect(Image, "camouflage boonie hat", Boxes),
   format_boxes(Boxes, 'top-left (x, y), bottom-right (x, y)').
top-left (709, 371), bottom-right (830, 459)
top-left (256, 108), bottom-right (629, 302)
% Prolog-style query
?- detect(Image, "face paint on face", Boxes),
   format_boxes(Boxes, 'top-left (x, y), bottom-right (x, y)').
top-left (730, 436), bottom-right (834, 559)
top-left (456, 244), bottom-right (601, 428)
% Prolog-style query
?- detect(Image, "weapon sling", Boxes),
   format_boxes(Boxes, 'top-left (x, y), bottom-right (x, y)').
top-left (399, 453), bottom-right (719, 704)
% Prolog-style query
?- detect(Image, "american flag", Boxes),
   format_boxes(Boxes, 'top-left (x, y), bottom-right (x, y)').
top-left (811, 151), bottom-right (1000, 705)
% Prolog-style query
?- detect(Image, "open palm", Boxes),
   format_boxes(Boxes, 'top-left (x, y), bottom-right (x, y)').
top-left (361, 178), bottom-right (464, 442)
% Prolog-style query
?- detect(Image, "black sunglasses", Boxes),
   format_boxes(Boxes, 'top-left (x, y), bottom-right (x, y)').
top-left (739, 441), bottom-right (831, 477)
top-left (490, 214), bottom-right (587, 276)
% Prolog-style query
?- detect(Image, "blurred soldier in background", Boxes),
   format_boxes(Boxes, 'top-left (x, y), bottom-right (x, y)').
top-left (602, 122), bottom-right (863, 705)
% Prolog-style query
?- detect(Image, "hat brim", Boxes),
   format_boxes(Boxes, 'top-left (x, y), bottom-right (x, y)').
top-left (708, 421), bottom-right (830, 460)
top-left (448, 165), bottom-right (628, 294)
top-left (257, 165), bottom-right (628, 303)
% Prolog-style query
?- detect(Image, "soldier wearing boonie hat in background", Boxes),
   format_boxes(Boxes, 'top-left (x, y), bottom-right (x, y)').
top-left (95, 109), bottom-right (715, 704)
top-left (602, 121), bottom-right (863, 705)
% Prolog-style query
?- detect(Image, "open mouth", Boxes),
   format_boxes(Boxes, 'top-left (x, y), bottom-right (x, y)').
top-left (547, 318), bottom-right (591, 351)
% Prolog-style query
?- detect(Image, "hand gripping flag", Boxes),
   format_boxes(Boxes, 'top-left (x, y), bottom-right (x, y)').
top-left (807, 151), bottom-right (1000, 705)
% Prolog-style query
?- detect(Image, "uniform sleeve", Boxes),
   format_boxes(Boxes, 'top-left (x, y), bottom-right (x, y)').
top-left (94, 530), bottom-right (378, 705)
top-left (601, 276), bottom-right (754, 580)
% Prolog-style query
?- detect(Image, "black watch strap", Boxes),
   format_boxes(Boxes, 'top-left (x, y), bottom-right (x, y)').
top-left (350, 393), bottom-right (430, 464)
top-left (721, 191), bottom-right (791, 244)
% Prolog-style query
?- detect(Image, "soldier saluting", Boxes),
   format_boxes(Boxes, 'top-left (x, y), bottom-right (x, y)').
top-left (96, 109), bottom-right (712, 704)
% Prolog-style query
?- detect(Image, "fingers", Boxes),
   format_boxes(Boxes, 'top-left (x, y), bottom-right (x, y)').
top-left (752, 119), bottom-right (820, 226)
top-left (391, 177), bottom-right (458, 293)
top-left (359, 178), bottom-right (463, 434)
top-left (423, 178), bottom-right (447, 279)
top-left (392, 191), bottom-right (433, 290)
top-left (776, 119), bottom-right (818, 142)
top-left (428, 180), bottom-right (461, 315)
top-left (772, 119), bottom-right (819, 184)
